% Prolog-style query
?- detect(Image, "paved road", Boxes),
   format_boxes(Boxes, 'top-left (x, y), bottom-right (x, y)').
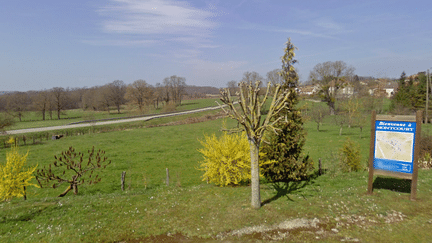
top-left (5, 105), bottom-right (223, 135)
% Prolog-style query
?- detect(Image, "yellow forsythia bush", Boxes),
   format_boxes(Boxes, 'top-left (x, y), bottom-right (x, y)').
top-left (0, 139), bottom-right (38, 201)
top-left (198, 132), bottom-right (271, 186)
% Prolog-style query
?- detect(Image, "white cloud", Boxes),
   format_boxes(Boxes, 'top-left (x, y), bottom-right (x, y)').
top-left (98, 0), bottom-right (220, 43)
top-left (81, 38), bottom-right (158, 46)
top-left (273, 28), bottom-right (339, 40)
top-left (314, 17), bottom-right (344, 31)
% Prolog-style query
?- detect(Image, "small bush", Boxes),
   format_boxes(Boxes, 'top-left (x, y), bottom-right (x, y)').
top-left (419, 152), bottom-right (432, 169)
top-left (197, 132), bottom-right (271, 186)
top-left (419, 133), bottom-right (432, 169)
top-left (162, 102), bottom-right (177, 113)
top-left (339, 138), bottom-right (362, 172)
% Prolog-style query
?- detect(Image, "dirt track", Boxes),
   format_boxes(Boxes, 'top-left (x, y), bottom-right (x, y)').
top-left (5, 105), bottom-right (223, 135)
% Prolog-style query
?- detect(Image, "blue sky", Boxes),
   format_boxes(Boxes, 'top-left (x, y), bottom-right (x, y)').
top-left (1, 0), bottom-right (431, 92)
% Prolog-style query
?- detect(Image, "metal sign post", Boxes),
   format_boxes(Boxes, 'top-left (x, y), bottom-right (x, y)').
top-left (367, 110), bottom-right (421, 200)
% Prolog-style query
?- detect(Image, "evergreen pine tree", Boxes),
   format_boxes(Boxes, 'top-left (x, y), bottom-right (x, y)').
top-left (261, 38), bottom-right (314, 182)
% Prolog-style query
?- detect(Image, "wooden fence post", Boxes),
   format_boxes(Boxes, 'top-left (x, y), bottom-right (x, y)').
top-left (166, 168), bottom-right (169, 186)
top-left (121, 171), bottom-right (126, 191)
top-left (23, 181), bottom-right (26, 201)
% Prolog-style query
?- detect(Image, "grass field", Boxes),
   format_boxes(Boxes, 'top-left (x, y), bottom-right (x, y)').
top-left (1, 100), bottom-right (432, 242)
top-left (6, 98), bottom-right (220, 130)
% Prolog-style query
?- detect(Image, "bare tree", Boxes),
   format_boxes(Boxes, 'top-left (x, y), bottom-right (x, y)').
top-left (51, 87), bottom-right (68, 120)
top-left (242, 71), bottom-right (263, 84)
top-left (6, 92), bottom-right (31, 122)
top-left (333, 112), bottom-right (349, 136)
top-left (266, 69), bottom-right (283, 85)
top-left (354, 111), bottom-right (369, 139)
top-left (242, 71), bottom-right (265, 95)
top-left (309, 61), bottom-right (355, 115)
top-left (82, 87), bottom-right (98, 111)
top-left (67, 87), bottom-right (86, 110)
top-left (107, 80), bottom-right (126, 114)
top-left (227, 80), bottom-right (237, 95)
top-left (96, 85), bottom-right (112, 113)
top-left (36, 146), bottom-right (111, 197)
top-left (0, 112), bottom-right (15, 131)
top-left (309, 103), bottom-right (329, 132)
top-left (266, 69), bottom-right (283, 95)
top-left (220, 80), bottom-right (291, 209)
top-left (341, 97), bottom-right (361, 128)
top-left (33, 90), bottom-right (51, 121)
top-left (154, 83), bottom-right (164, 109)
top-left (125, 80), bottom-right (154, 113)
top-left (163, 75), bottom-right (186, 105)
top-left (0, 95), bottom-right (7, 112)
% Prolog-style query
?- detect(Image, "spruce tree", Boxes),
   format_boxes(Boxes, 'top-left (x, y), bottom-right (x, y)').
top-left (261, 38), bottom-right (313, 182)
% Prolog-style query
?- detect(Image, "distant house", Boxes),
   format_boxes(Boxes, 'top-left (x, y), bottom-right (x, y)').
top-left (339, 85), bottom-right (354, 97)
top-left (367, 79), bottom-right (398, 97)
top-left (327, 80), bottom-right (354, 98)
top-left (297, 85), bottom-right (319, 95)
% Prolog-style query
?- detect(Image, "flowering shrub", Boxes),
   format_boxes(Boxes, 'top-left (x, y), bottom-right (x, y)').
top-left (198, 132), bottom-right (271, 186)
top-left (0, 138), bottom-right (38, 201)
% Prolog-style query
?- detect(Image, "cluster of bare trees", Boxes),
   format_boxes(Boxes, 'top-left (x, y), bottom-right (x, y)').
top-left (0, 87), bottom-right (79, 121)
top-left (0, 76), bottom-right (188, 122)
top-left (226, 69), bottom-right (295, 96)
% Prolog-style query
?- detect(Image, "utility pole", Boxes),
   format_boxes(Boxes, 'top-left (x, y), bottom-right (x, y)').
top-left (427, 69), bottom-right (430, 123)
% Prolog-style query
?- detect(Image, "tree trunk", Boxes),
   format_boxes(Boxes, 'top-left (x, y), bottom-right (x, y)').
top-left (317, 122), bottom-right (320, 132)
top-left (59, 184), bottom-right (73, 197)
top-left (328, 101), bottom-right (336, 115)
top-left (249, 139), bottom-right (261, 209)
top-left (73, 183), bottom-right (78, 195)
top-left (339, 126), bottom-right (343, 136)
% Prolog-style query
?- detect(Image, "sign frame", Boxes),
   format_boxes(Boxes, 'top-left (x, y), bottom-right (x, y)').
top-left (367, 110), bottom-right (421, 200)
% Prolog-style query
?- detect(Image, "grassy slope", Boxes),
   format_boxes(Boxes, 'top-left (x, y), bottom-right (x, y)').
top-left (1, 104), bottom-right (432, 242)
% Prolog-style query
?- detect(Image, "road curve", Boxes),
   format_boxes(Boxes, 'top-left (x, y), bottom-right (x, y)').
top-left (5, 105), bottom-right (223, 135)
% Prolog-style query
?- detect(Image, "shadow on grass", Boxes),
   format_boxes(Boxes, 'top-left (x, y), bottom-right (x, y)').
top-left (179, 102), bottom-right (198, 106)
top-left (316, 129), bottom-right (329, 132)
top-left (262, 170), bottom-right (321, 206)
top-left (0, 205), bottom-right (49, 223)
top-left (372, 177), bottom-right (411, 193)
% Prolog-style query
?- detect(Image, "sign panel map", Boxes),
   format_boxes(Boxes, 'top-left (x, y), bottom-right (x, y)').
top-left (374, 121), bottom-right (416, 174)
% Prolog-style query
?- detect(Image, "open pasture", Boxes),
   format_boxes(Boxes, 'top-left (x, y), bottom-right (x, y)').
top-left (5, 98), bottom-right (220, 131)
top-left (1, 105), bottom-right (432, 242)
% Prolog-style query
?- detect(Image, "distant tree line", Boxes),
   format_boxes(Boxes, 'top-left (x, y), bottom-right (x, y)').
top-left (0, 75), bottom-right (218, 123)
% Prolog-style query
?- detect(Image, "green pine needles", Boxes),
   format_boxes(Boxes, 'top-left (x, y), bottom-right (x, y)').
top-left (261, 38), bottom-right (314, 183)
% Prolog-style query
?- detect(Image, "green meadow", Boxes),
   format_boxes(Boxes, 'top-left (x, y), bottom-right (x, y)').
top-left (1, 100), bottom-right (432, 242)
top-left (6, 98), bottom-right (220, 131)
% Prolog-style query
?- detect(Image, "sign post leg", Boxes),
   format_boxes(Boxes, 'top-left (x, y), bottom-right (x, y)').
top-left (367, 111), bottom-right (376, 195)
top-left (410, 110), bottom-right (422, 201)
